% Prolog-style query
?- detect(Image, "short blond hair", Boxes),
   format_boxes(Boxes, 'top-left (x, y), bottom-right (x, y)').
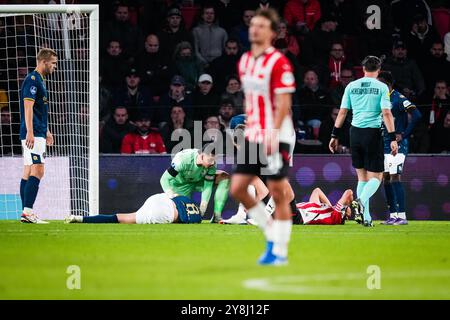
top-left (37, 48), bottom-right (57, 62)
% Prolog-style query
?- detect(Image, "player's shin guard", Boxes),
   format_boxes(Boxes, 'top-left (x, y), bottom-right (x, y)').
top-left (20, 179), bottom-right (28, 210)
top-left (272, 219), bottom-right (292, 258)
top-left (359, 178), bottom-right (381, 222)
top-left (384, 180), bottom-right (398, 217)
top-left (392, 181), bottom-right (406, 219)
top-left (23, 176), bottom-right (40, 213)
top-left (213, 179), bottom-right (230, 219)
top-left (82, 214), bottom-right (119, 223)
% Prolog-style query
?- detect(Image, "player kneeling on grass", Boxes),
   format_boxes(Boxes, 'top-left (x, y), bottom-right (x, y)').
top-left (160, 144), bottom-right (230, 223)
top-left (295, 188), bottom-right (354, 225)
top-left (65, 193), bottom-right (201, 224)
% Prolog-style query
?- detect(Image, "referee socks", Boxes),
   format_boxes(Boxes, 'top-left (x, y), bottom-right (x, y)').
top-left (359, 178), bottom-right (382, 222)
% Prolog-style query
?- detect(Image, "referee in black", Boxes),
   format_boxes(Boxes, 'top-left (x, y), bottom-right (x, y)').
top-left (329, 56), bottom-right (398, 227)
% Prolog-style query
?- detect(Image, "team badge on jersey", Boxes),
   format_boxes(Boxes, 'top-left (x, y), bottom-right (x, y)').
top-left (30, 86), bottom-right (37, 95)
top-left (31, 75), bottom-right (35, 80)
top-left (281, 72), bottom-right (295, 86)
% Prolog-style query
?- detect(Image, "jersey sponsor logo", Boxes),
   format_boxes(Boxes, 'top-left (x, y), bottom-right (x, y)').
top-left (30, 86), bottom-right (37, 95)
top-left (403, 100), bottom-right (412, 107)
top-left (31, 75), bottom-right (36, 80)
top-left (281, 71), bottom-right (295, 86)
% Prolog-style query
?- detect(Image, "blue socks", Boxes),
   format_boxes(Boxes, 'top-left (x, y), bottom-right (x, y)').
top-left (23, 176), bottom-right (40, 211)
top-left (20, 179), bottom-right (28, 210)
top-left (392, 181), bottom-right (405, 214)
top-left (384, 181), bottom-right (397, 214)
top-left (82, 214), bottom-right (119, 223)
top-left (359, 178), bottom-right (381, 222)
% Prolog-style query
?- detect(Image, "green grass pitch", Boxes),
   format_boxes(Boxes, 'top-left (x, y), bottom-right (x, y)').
top-left (0, 220), bottom-right (449, 299)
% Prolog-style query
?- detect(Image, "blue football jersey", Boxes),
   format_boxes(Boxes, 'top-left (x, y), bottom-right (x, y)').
top-left (382, 90), bottom-right (415, 154)
top-left (172, 196), bottom-right (202, 224)
top-left (19, 70), bottom-right (49, 140)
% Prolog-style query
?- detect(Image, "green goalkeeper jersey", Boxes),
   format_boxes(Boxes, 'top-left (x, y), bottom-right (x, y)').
top-left (160, 149), bottom-right (216, 204)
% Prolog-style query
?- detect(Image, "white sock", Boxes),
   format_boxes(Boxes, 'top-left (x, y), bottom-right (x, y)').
top-left (272, 219), bottom-right (292, 258)
top-left (233, 204), bottom-right (247, 220)
top-left (23, 207), bottom-right (33, 215)
top-left (390, 212), bottom-right (398, 219)
top-left (264, 217), bottom-right (274, 242)
top-left (247, 202), bottom-right (268, 232)
top-left (265, 196), bottom-right (275, 217)
top-left (397, 212), bottom-right (406, 220)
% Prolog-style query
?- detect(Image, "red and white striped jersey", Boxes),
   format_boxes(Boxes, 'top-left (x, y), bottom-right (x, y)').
top-left (296, 201), bottom-right (344, 225)
top-left (238, 47), bottom-right (296, 143)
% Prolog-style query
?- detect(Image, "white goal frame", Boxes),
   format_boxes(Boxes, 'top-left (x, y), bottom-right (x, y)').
top-left (0, 4), bottom-right (99, 216)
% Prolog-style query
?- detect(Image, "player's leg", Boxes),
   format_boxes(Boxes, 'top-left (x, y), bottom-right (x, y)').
top-left (20, 165), bottom-right (31, 210)
top-left (66, 212), bottom-right (135, 224)
top-left (212, 170), bottom-right (230, 222)
top-left (358, 170), bottom-right (383, 225)
top-left (391, 173), bottom-right (407, 225)
top-left (382, 166), bottom-right (398, 224)
top-left (20, 137), bottom-right (48, 223)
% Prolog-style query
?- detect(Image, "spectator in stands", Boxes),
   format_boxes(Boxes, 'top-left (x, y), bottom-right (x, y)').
top-left (296, 70), bottom-right (332, 138)
top-left (391, 0), bottom-right (432, 34)
top-left (231, 8), bottom-right (255, 52)
top-left (318, 106), bottom-right (350, 154)
top-left (218, 99), bottom-right (236, 130)
top-left (100, 106), bottom-right (134, 154)
top-left (445, 32), bottom-right (450, 62)
top-left (421, 41), bottom-right (450, 95)
top-left (160, 105), bottom-right (194, 153)
top-left (383, 40), bottom-right (425, 100)
top-left (99, 76), bottom-right (113, 125)
top-left (112, 68), bottom-right (153, 121)
top-left (192, 5), bottom-right (228, 66)
top-left (172, 41), bottom-right (204, 92)
top-left (320, 0), bottom-right (355, 36)
top-left (301, 15), bottom-right (340, 67)
top-left (203, 114), bottom-right (224, 145)
top-left (221, 76), bottom-right (244, 113)
top-left (159, 75), bottom-right (193, 121)
top-left (428, 80), bottom-right (450, 130)
top-left (158, 7), bottom-right (193, 59)
top-left (430, 111), bottom-right (450, 153)
top-left (208, 38), bottom-right (241, 92)
top-left (330, 68), bottom-right (354, 105)
top-left (100, 40), bottom-right (128, 88)
top-left (275, 19), bottom-right (300, 57)
top-left (284, 0), bottom-right (322, 35)
top-left (327, 42), bottom-right (348, 89)
top-left (135, 34), bottom-right (171, 99)
top-left (192, 74), bottom-right (220, 120)
top-left (0, 107), bottom-right (21, 155)
top-left (103, 3), bottom-right (142, 57)
top-left (121, 112), bottom-right (166, 154)
top-left (405, 14), bottom-right (441, 66)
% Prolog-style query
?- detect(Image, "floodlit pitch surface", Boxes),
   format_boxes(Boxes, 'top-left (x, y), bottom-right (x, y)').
top-left (0, 221), bottom-right (449, 299)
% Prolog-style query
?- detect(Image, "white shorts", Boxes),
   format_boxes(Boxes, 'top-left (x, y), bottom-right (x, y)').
top-left (135, 193), bottom-right (176, 224)
top-left (384, 153), bottom-right (406, 175)
top-left (21, 137), bottom-right (46, 165)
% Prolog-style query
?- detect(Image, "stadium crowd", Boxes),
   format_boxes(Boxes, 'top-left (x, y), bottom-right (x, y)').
top-left (0, 0), bottom-right (450, 155)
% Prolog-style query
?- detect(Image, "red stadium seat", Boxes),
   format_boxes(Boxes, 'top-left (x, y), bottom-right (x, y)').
top-left (432, 8), bottom-right (450, 40)
top-left (181, 4), bottom-right (200, 31)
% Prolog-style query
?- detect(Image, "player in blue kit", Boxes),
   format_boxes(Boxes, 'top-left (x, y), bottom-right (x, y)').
top-left (377, 71), bottom-right (422, 225)
top-left (65, 193), bottom-right (202, 224)
top-left (19, 48), bottom-right (58, 224)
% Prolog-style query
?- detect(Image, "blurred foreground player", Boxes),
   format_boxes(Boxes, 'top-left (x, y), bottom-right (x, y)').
top-left (230, 8), bottom-right (297, 265)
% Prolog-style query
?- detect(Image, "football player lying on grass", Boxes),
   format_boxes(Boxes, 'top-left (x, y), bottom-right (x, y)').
top-left (65, 193), bottom-right (202, 224)
top-left (294, 188), bottom-right (355, 225)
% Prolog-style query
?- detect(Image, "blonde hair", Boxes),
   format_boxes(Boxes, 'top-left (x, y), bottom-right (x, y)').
top-left (37, 48), bottom-right (57, 62)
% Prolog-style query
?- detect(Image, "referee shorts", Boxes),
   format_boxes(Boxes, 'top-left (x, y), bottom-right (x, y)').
top-left (233, 139), bottom-right (291, 180)
top-left (350, 126), bottom-right (384, 173)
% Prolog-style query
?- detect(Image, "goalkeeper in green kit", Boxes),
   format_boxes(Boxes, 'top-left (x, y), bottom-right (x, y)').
top-left (160, 145), bottom-right (230, 223)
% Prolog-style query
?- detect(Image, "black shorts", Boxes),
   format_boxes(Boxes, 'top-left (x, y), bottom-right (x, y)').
top-left (233, 140), bottom-right (290, 180)
top-left (350, 126), bottom-right (384, 173)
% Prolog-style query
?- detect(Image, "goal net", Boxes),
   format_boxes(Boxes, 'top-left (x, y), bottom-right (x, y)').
top-left (0, 5), bottom-right (99, 220)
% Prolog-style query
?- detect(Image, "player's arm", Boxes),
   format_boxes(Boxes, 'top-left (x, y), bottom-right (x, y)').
top-left (381, 85), bottom-right (398, 155)
top-left (330, 85), bottom-right (350, 153)
top-left (199, 169), bottom-right (216, 215)
top-left (160, 169), bottom-right (179, 198)
top-left (24, 99), bottom-right (35, 149)
top-left (402, 106), bottom-right (422, 140)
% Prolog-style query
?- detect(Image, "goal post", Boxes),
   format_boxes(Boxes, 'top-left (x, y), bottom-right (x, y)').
top-left (0, 4), bottom-right (99, 218)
